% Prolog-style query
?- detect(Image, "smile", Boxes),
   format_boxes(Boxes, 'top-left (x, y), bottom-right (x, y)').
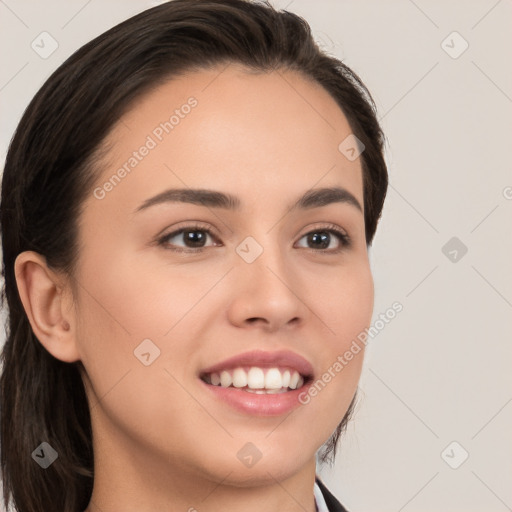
top-left (200, 366), bottom-right (308, 393)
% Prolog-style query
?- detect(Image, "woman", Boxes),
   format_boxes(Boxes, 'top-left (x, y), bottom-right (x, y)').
top-left (0, 0), bottom-right (388, 510)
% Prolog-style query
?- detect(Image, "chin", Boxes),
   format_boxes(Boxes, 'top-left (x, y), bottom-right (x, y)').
top-left (196, 438), bottom-right (315, 487)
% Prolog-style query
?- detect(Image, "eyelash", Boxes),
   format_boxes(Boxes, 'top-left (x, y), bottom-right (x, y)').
top-left (156, 222), bottom-right (351, 254)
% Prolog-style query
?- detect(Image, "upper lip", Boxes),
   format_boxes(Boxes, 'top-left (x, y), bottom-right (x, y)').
top-left (200, 349), bottom-right (314, 378)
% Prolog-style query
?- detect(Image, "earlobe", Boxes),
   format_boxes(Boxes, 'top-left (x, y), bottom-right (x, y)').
top-left (14, 251), bottom-right (81, 363)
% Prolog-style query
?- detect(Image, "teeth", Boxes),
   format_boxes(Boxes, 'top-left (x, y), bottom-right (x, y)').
top-left (282, 370), bottom-right (291, 388)
top-left (220, 370), bottom-right (232, 387)
top-left (205, 367), bottom-right (306, 391)
top-left (232, 368), bottom-right (247, 388)
top-left (289, 371), bottom-right (299, 389)
top-left (245, 388), bottom-right (289, 394)
top-left (265, 368), bottom-right (283, 389)
top-left (247, 367), bottom-right (265, 389)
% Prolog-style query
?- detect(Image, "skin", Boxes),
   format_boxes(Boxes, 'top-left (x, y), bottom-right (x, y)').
top-left (15, 63), bottom-right (374, 512)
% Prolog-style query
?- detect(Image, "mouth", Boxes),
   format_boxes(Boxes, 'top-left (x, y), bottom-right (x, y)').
top-left (197, 349), bottom-right (314, 415)
top-left (200, 366), bottom-right (313, 394)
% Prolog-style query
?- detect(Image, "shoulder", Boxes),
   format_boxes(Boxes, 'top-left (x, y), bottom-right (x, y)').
top-left (315, 476), bottom-right (351, 512)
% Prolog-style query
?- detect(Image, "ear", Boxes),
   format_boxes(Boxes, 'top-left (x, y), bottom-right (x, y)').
top-left (14, 251), bottom-right (81, 363)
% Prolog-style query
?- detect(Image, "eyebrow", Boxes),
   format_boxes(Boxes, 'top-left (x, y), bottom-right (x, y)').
top-left (134, 186), bottom-right (363, 214)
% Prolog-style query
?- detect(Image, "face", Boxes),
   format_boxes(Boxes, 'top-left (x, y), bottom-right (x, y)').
top-left (72, 64), bottom-right (373, 486)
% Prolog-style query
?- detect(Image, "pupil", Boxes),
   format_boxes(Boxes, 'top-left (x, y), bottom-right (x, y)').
top-left (185, 230), bottom-right (205, 247)
top-left (309, 232), bottom-right (329, 249)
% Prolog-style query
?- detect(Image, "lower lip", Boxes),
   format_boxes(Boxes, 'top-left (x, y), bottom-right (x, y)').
top-left (199, 379), bottom-right (311, 416)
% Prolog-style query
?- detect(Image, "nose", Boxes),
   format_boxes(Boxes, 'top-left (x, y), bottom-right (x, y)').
top-left (226, 240), bottom-right (308, 332)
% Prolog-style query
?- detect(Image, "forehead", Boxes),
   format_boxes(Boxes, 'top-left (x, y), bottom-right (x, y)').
top-left (87, 64), bottom-right (364, 218)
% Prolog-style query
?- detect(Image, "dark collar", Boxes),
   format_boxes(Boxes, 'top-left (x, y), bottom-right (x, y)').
top-left (315, 477), bottom-right (350, 512)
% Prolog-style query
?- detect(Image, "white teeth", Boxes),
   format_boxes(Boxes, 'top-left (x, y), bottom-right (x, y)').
top-left (220, 370), bottom-right (232, 388)
top-left (205, 366), bottom-right (307, 391)
top-left (245, 388), bottom-right (289, 394)
top-left (289, 371), bottom-right (300, 389)
top-left (282, 370), bottom-right (291, 388)
top-left (264, 368), bottom-right (283, 389)
top-left (232, 368), bottom-right (247, 388)
top-left (247, 367), bottom-right (265, 389)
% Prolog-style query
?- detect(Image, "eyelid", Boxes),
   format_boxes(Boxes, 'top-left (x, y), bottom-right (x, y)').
top-left (156, 221), bottom-right (220, 241)
top-left (298, 222), bottom-right (349, 239)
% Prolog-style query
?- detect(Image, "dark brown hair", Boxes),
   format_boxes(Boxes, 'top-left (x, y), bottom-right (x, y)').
top-left (0, 1), bottom-right (388, 510)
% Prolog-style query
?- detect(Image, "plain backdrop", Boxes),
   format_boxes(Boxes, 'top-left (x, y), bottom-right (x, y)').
top-left (1, 1), bottom-right (511, 511)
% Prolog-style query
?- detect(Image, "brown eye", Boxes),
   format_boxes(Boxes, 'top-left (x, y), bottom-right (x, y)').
top-left (295, 225), bottom-right (351, 253)
top-left (158, 224), bottom-right (220, 253)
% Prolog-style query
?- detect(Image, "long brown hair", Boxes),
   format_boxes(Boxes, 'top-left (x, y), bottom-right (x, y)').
top-left (0, 1), bottom-right (388, 510)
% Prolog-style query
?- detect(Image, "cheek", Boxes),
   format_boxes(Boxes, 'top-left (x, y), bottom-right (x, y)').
top-left (71, 250), bottom-right (169, 401)
top-left (303, 259), bottom-right (373, 402)
top-left (72, 255), bottom-right (209, 452)
top-left (308, 258), bottom-right (374, 346)
top-left (73, 251), bottom-right (222, 395)
top-left (74, 252), bottom-right (190, 339)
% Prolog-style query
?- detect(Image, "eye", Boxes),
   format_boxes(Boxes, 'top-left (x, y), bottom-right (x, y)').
top-left (156, 222), bottom-right (351, 254)
top-left (157, 223), bottom-right (220, 253)
top-left (295, 224), bottom-right (351, 253)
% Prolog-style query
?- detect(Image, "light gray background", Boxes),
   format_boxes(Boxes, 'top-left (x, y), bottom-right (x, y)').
top-left (1, 1), bottom-right (511, 511)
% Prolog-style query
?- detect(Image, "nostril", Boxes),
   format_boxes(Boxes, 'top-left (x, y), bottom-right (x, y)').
top-left (246, 317), bottom-right (268, 326)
